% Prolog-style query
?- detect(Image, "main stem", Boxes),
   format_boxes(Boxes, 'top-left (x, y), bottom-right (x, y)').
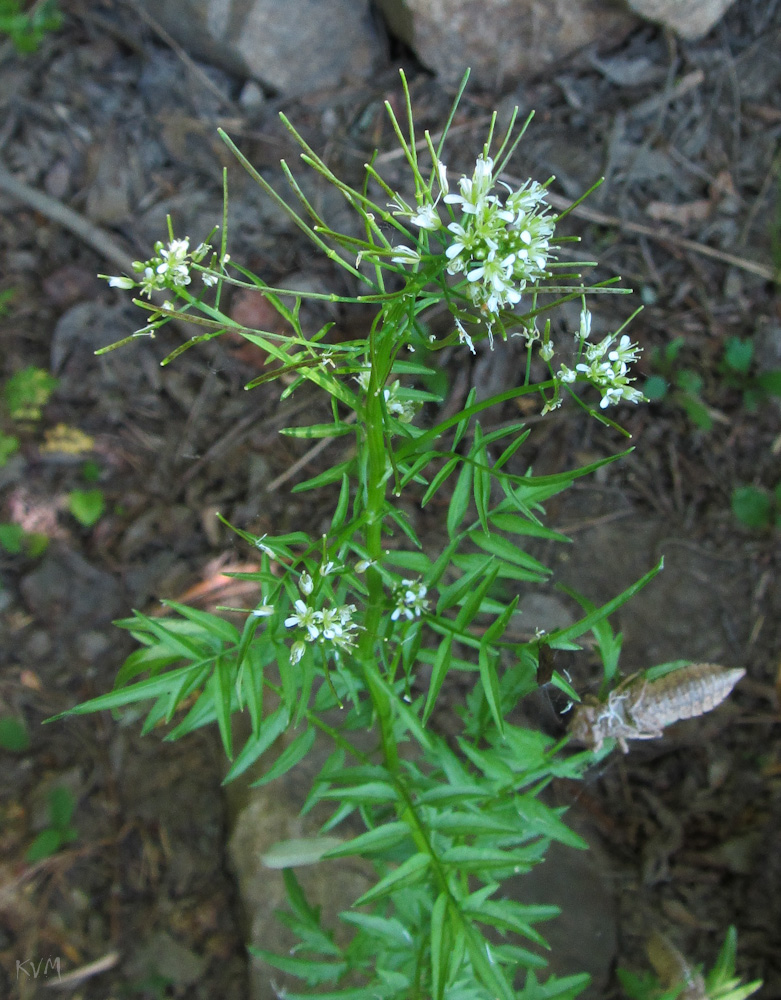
top-left (357, 316), bottom-right (398, 769)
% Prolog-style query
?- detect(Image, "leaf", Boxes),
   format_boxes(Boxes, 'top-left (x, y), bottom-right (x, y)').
top-left (251, 725), bottom-right (315, 786)
top-left (292, 459), bottom-right (354, 493)
top-left (550, 558), bottom-right (663, 646)
top-left (222, 705), bottom-right (289, 784)
top-left (0, 715), bottom-right (29, 751)
top-left (447, 459), bottom-right (473, 538)
top-left (280, 422), bottom-right (355, 438)
top-left (472, 424), bottom-right (491, 535)
top-left (478, 642), bottom-right (503, 736)
top-left (422, 635), bottom-right (453, 725)
top-left (731, 486), bottom-right (772, 528)
top-left (469, 530), bottom-right (551, 575)
top-left (431, 891), bottom-right (448, 1000)
top-left (4, 365), bottom-right (58, 420)
top-left (25, 828), bottom-right (64, 862)
top-left (212, 656), bottom-right (234, 759)
top-left (322, 821), bottom-right (410, 858)
top-left (421, 456), bottom-right (458, 507)
top-left (353, 852), bottom-right (431, 906)
top-left (49, 786), bottom-right (76, 829)
top-left (68, 489), bottom-right (105, 527)
top-left (0, 523), bottom-right (24, 553)
top-left (262, 836), bottom-right (344, 868)
top-left (159, 601), bottom-right (241, 645)
top-left (248, 949), bottom-right (346, 986)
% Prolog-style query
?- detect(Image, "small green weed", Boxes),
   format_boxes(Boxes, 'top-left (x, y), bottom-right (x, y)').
top-left (68, 487), bottom-right (105, 527)
top-left (0, 714), bottom-right (30, 752)
top-left (25, 785), bottom-right (78, 863)
top-left (0, 0), bottom-right (61, 53)
top-left (731, 483), bottom-right (781, 529)
top-left (618, 926), bottom-right (761, 1000)
top-left (0, 522), bottom-right (48, 555)
top-left (3, 365), bottom-right (58, 421)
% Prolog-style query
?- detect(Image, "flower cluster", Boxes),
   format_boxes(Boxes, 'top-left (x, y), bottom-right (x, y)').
top-left (355, 372), bottom-right (418, 423)
top-left (283, 570), bottom-right (360, 664)
top-left (392, 154), bottom-right (555, 335)
top-left (556, 310), bottom-right (644, 409)
top-left (105, 237), bottom-right (221, 298)
top-left (391, 579), bottom-right (429, 621)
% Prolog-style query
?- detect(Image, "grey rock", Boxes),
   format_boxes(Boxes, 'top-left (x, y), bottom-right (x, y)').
top-left (20, 549), bottom-right (125, 630)
top-left (626, 0), bottom-right (738, 40)
top-left (375, 0), bottom-right (638, 88)
top-left (136, 0), bottom-right (383, 96)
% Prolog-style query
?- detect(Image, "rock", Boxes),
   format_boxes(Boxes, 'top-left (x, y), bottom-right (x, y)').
top-left (625, 0), bottom-right (738, 40)
top-left (135, 0), bottom-right (383, 96)
top-left (375, 0), bottom-right (637, 88)
top-left (20, 549), bottom-right (125, 631)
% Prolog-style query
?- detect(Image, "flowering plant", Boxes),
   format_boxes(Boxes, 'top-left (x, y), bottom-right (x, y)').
top-left (63, 72), bottom-right (663, 999)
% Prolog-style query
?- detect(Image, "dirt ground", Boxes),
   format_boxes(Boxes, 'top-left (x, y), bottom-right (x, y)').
top-left (0, 1), bottom-right (779, 998)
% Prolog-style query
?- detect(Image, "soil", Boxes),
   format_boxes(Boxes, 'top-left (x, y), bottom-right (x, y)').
top-left (1, 1), bottom-right (779, 998)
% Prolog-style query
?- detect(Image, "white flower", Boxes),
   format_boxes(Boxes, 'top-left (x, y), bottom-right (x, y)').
top-left (410, 204), bottom-right (441, 230)
top-left (319, 561), bottom-right (336, 577)
top-left (391, 245), bottom-right (422, 266)
top-left (106, 275), bottom-right (135, 289)
top-left (578, 309), bottom-right (592, 342)
top-left (391, 578), bottom-right (429, 621)
top-left (355, 558), bottom-right (375, 573)
top-left (299, 572), bottom-right (314, 596)
top-left (201, 271), bottom-right (219, 287)
top-left (540, 340), bottom-right (555, 362)
top-left (455, 318), bottom-right (475, 355)
top-left (290, 641), bottom-right (306, 665)
top-left (252, 605), bottom-right (275, 617)
top-left (285, 600), bottom-right (320, 640)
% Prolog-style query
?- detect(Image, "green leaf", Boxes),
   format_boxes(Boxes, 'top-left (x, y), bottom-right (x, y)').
top-left (422, 635), bottom-right (453, 724)
top-left (292, 459), bottom-right (353, 493)
top-left (159, 601), bottom-right (240, 645)
top-left (472, 424), bottom-right (491, 536)
top-left (478, 642), bottom-right (503, 736)
top-left (212, 655), bottom-right (234, 759)
top-left (453, 386), bottom-right (476, 449)
top-left (447, 459), bottom-right (473, 538)
top-left (68, 489), bottom-right (105, 527)
top-left (643, 375), bottom-right (668, 400)
top-left (0, 715), bottom-right (30, 751)
top-left (353, 852), bottom-right (431, 906)
top-left (550, 558), bottom-right (663, 646)
top-left (249, 949), bottom-right (346, 986)
top-left (421, 456), bottom-right (458, 507)
top-left (322, 821), bottom-right (410, 858)
top-left (469, 530), bottom-right (550, 575)
top-left (723, 337), bottom-right (753, 375)
top-left (757, 369), bottom-right (781, 396)
top-left (4, 366), bottom-right (58, 420)
top-left (731, 485), bottom-right (772, 528)
top-left (319, 782), bottom-right (398, 805)
top-left (431, 891), bottom-right (448, 1000)
top-left (0, 522), bottom-right (24, 553)
top-left (261, 836), bottom-right (344, 868)
top-left (0, 432), bottom-right (19, 465)
top-left (25, 828), bottom-right (64, 862)
top-left (48, 786), bottom-right (76, 829)
top-left (251, 725), bottom-right (315, 786)
top-left (331, 473), bottom-right (350, 531)
top-left (50, 662), bottom-right (207, 720)
top-left (222, 705), bottom-right (289, 783)
top-left (339, 911), bottom-right (414, 948)
top-left (280, 422), bottom-right (354, 438)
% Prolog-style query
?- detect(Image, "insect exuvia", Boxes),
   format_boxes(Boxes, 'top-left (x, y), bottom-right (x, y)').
top-left (568, 662), bottom-right (745, 753)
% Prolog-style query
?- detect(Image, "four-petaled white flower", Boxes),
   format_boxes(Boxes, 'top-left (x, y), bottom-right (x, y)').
top-left (391, 579), bottom-right (429, 621)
